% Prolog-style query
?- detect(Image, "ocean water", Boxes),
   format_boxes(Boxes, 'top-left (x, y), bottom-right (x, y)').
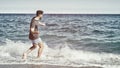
top-left (0, 14), bottom-right (120, 68)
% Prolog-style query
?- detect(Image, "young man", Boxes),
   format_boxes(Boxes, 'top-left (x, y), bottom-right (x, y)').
top-left (22, 10), bottom-right (46, 59)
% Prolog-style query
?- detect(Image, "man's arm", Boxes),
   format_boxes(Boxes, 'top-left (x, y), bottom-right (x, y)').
top-left (30, 27), bottom-right (39, 34)
top-left (38, 22), bottom-right (46, 26)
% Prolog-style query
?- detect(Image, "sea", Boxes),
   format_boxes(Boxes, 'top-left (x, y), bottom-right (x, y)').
top-left (0, 14), bottom-right (120, 68)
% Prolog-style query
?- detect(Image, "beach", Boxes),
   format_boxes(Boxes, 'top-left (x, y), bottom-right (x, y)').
top-left (0, 64), bottom-right (103, 68)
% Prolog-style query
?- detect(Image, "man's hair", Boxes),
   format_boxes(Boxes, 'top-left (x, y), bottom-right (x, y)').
top-left (36, 10), bottom-right (44, 16)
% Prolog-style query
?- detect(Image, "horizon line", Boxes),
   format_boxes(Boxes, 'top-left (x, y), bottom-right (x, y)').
top-left (0, 12), bottom-right (120, 14)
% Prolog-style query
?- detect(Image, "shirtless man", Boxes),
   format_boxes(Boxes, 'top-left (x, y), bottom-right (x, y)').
top-left (22, 10), bottom-right (46, 59)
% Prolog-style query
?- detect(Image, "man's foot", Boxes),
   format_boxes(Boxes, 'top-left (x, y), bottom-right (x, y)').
top-left (22, 53), bottom-right (27, 60)
top-left (35, 56), bottom-right (41, 60)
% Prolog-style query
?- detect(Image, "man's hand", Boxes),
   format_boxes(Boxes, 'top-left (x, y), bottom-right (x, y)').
top-left (42, 23), bottom-right (46, 26)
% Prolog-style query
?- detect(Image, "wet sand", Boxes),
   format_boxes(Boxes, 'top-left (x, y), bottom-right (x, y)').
top-left (0, 64), bottom-right (103, 68)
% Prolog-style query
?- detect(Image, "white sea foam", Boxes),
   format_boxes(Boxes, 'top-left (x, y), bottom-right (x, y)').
top-left (0, 39), bottom-right (120, 68)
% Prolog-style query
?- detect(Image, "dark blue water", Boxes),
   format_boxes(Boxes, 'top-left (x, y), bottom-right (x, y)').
top-left (0, 14), bottom-right (120, 53)
top-left (0, 14), bottom-right (120, 67)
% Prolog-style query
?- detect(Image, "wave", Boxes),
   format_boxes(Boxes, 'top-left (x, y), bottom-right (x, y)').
top-left (0, 39), bottom-right (120, 68)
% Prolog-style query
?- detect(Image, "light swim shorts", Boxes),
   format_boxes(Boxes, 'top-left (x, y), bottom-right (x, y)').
top-left (31, 38), bottom-right (42, 44)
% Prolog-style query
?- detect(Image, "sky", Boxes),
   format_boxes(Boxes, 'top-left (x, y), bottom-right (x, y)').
top-left (0, 0), bottom-right (120, 14)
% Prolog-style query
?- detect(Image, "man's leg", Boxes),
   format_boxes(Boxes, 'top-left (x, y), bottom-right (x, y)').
top-left (37, 42), bottom-right (44, 58)
top-left (22, 44), bottom-right (37, 59)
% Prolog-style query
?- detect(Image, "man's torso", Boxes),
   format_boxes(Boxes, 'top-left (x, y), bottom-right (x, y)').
top-left (29, 17), bottom-right (40, 40)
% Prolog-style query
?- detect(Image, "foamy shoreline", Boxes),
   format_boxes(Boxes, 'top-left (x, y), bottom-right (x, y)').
top-left (0, 64), bottom-right (103, 68)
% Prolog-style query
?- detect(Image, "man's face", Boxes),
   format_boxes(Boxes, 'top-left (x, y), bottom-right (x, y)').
top-left (38, 14), bottom-right (43, 18)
